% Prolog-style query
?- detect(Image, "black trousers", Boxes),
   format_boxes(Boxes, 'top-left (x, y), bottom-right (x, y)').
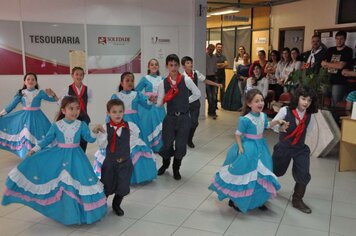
top-left (189, 100), bottom-right (200, 130)
top-left (272, 143), bottom-right (311, 185)
top-left (206, 75), bottom-right (217, 115)
top-left (159, 113), bottom-right (191, 160)
top-left (101, 157), bottom-right (133, 197)
top-left (269, 84), bottom-right (284, 102)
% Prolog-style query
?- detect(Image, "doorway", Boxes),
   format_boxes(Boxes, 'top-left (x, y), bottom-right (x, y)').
top-left (279, 27), bottom-right (305, 52)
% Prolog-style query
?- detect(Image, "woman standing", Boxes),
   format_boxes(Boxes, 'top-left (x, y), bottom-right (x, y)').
top-left (223, 53), bottom-right (250, 111)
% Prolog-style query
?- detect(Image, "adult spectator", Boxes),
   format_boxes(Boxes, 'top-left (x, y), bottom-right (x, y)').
top-left (249, 50), bottom-right (267, 77)
top-left (301, 34), bottom-right (327, 75)
top-left (223, 52), bottom-right (250, 111)
top-left (215, 43), bottom-right (228, 105)
top-left (206, 44), bottom-right (218, 119)
top-left (321, 31), bottom-right (353, 106)
top-left (275, 47), bottom-right (292, 89)
top-left (246, 64), bottom-right (269, 98)
top-left (265, 50), bottom-right (282, 100)
top-left (233, 46), bottom-right (246, 74)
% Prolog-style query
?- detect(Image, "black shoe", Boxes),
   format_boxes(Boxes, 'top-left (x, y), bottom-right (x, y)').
top-left (292, 183), bottom-right (312, 214)
top-left (212, 114), bottom-right (217, 120)
top-left (112, 195), bottom-right (124, 216)
top-left (258, 205), bottom-right (268, 211)
top-left (228, 200), bottom-right (240, 212)
top-left (157, 165), bottom-right (167, 175)
top-left (113, 206), bottom-right (124, 216)
top-left (292, 199), bottom-right (312, 214)
top-left (172, 158), bottom-right (182, 180)
top-left (188, 128), bottom-right (196, 148)
top-left (187, 141), bottom-right (195, 148)
top-left (157, 159), bottom-right (170, 175)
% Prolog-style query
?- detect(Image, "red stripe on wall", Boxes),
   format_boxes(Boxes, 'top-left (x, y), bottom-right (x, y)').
top-left (0, 47), bottom-right (23, 75)
top-left (25, 55), bottom-right (70, 74)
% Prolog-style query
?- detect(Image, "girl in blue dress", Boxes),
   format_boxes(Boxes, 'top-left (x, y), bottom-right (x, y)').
top-left (0, 73), bottom-right (58, 159)
top-left (94, 72), bottom-right (157, 185)
top-left (209, 89), bottom-right (288, 213)
top-left (136, 59), bottom-right (166, 152)
top-left (2, 96), bottom-right (107, 225)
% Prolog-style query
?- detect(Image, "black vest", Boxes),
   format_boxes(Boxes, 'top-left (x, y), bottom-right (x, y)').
top-left (279, 107), bottom-right (311, 147)
top-left (189, 71), bottom-right (200, 108)
top-left (164, 76), bottom-right (190, 113)
top-left (68, 85), bottom-right (90, 123)
top-left (105, 122), bottom-right (130, 161)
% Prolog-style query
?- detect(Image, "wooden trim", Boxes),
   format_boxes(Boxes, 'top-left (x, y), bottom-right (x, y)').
top-left (207, 25), bottom-right (252, 30)
top-left (315, 26), bottom-right (356, 34)
top-left (252, 28), bottom-right (270, 31)
top-left (279, 26), bottom-right (305, 31)
top-left (250, 8), bottom-right (253, 57)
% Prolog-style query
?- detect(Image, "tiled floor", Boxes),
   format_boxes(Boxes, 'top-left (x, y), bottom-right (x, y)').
top-left (1, 109), bottom-right (356, 236)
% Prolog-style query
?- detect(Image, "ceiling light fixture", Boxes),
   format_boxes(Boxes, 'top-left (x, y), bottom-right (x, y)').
top-left (207, 7), bottom-right (240, 17)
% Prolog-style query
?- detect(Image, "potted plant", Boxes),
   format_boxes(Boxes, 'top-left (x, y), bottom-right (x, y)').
top-left (287, 68), bottom-right (330, 107)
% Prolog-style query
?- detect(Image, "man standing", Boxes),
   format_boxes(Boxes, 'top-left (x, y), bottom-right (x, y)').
top-left (206, 44), bottom-right (218, 119)
top-left (215, 43), bottom-right (229, 107)
top-left (321, 31), bottom-right (353, 106)
top-left (301, 34), bottom-right (327, 75)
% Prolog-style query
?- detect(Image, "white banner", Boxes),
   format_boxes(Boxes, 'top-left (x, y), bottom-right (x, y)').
top-left (87, 25), bottom-right (141, 74)
top-left (23, 22), bottom-right (85, 74)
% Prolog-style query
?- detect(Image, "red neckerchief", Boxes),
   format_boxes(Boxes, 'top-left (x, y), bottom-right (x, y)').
top-left (163, 73), bottom-right (182, 104)
top-left (71, 83), bottom-right (86, 112)
top-left (185, 70), bottom-right (194, 80)
top-left (109, 119), bottom-right (128, 153)
top-left (284, 109), bottom-right (308, 145)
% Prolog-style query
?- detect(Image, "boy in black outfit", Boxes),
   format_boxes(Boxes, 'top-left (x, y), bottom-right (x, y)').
top-left (93, 99), bottom-right (133, 216)
top-left (181, 56), bottom-right (222, 148)
top-left (155, 54), bottom-right (201, 180)
top-left (67, 67), bottom-right (91, 152)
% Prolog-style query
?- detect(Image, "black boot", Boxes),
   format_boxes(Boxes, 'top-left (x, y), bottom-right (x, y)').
top-left (112, 195), bottom-right (124, 216)
top-left (157, 158), bottom-right (171, 175)
top-left (187, 128), bottom-right (196, 148)
top-left (228, 200), bottom-right (241, 212)
top-left (172, 158), bottom-right (182, 180)
top-left (292, 183), bottom-right (312, 214)
top-left (258, 205), bottom-right (268, 211)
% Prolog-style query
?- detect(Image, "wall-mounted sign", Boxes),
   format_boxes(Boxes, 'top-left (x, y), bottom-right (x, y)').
top-left (223, 15), bottom-right (249, 22)
top-left (0, 20), bottom-right (23, 75)
top-left (87, 25), bottom-right (141, 74)
top-left (23, 22), bottom-right (85, 74)
top-left (256, 37), bottom-right (267, 44)
top-left (143, 26), bottom-right (178, 75)
top-left (151, 36), bottom-right (171, 44)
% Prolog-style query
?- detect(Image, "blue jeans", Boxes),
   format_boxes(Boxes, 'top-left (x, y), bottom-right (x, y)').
top-left (206, 75), bottom-right (217, 115)
top-left (331, 84), bottom-right (347, 106)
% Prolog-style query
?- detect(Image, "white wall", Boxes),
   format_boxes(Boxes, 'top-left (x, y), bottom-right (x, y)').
top-left (0, 0), bottom-right (196, 123)
top-left (271, 0), bottom-right (356, 52)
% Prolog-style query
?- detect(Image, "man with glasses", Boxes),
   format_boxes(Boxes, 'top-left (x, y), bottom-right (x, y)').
top-left (302, 34), bottom-right (327, 75)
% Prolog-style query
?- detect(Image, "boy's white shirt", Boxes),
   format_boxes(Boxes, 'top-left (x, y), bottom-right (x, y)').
top-left (57, 85), bottom-right (93, 105)
top-left (94, 123), bottom-right (125, 149)
top-left (156, 75), bottom-right (201, 106)
top-left (182, 69), bottom-right (206, 82)
top-left (272, 106), bottom-right (315, 134)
